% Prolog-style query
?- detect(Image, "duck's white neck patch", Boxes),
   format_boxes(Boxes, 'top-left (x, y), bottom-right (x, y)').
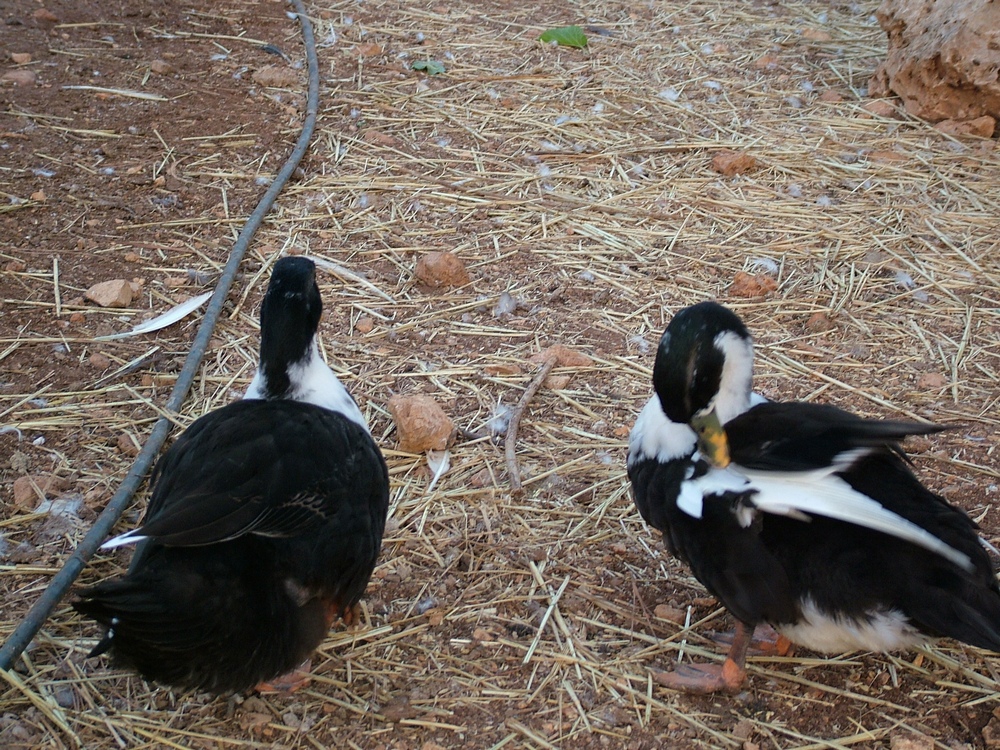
top-left (245, 339), bottom-right (370, 433)
top-left (627, 396), bottom-right (697, 467)
top-left (711, 330), bottom-right (754, 424)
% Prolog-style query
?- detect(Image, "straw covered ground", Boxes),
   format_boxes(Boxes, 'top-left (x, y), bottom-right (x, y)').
top-left (2, 0), bottom-right (1000, 747)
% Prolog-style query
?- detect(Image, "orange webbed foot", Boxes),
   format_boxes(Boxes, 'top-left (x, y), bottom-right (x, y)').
top-left (255, 658), bottom-right (312, 694)
top-left (652, 657), bottom-right (747, 694)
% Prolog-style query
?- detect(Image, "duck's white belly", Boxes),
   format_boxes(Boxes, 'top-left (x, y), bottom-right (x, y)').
top-left (777, 598), bottom-right (927, 653)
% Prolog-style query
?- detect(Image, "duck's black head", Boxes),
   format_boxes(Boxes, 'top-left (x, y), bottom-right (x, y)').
top-left (653, 300), bottom-right (754, 429)
top-left (258, 257), bottom-right (322, 395)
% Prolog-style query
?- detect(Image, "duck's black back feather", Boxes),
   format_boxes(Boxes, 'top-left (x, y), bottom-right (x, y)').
top-left (73, 398), bottom-right (389, 693)
top-left (724, 401), bottom-right (945, 472)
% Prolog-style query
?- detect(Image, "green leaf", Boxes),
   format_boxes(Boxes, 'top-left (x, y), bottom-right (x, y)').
top-left (412, 59), bottom-right (446, 75)
top-left (538, 25), bottom-right (588, 49)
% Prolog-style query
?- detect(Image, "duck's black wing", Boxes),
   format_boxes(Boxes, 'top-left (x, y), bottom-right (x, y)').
top-left (129, 398), bottom-right (386, 548)
top-left (628, 454), bottom-right (798, 627)
top-left (724, 401), bottom-right (944, 472)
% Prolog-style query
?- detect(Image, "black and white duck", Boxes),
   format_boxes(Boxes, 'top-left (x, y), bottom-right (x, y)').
top-left (74, 256), bottom-right (389, 694)
top-left (627, 300), bottom-right (1000, 693)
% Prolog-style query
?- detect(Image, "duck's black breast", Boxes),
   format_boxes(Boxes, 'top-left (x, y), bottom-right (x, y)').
top-left (75, 398), bottom-right (389, 693)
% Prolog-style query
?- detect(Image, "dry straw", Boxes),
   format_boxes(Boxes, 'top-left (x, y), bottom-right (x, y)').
top-left (3, 0), bottom-right (1000, 747)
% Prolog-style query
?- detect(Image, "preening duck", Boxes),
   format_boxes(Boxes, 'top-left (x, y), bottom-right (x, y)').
top-left (74, 256), bottom-right (389, 694)
top-left (627, 301), bottom-right (1000, 693)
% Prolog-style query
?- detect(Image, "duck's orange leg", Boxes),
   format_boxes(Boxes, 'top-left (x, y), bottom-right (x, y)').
top-left (652, 621), bottom-right (752, 694)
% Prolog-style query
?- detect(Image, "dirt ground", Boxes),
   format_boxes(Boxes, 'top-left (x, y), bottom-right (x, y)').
top-left (2, 0), bottom-right (1000, 748)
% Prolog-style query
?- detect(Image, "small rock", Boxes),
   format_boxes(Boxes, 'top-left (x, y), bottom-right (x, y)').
top-left (653, 604), bottom-right (685, 623)
top-left (10, 53), bottom-right (32, 64)
top-left (732, 718), bottom-right (755, 741)
top-left (117, 432), bottom-right (140, 456)
top-left (355, 42), bottom-right (384, 57)
top-left (890, 734), bottom-right (934, 750)
top-left (414, 251), bottom-right (470, 287)
top-left (935, 115), bottom-right (996, 138)
top-left (32, 8), bottom-right (59, 28)
top-left (13, 475), bottom-right (66, 509)
top-left (753, 54), bottom-right (780, 71)
top-left (150, 59), bottom-right (175, 75)
top-left (5, 259), bottom-right (26, 272)
top-left (917, 372), bottom-right (947, 389)
top-left (421, 742), bottom-right (448, 750)
top-left (30, 190), bottom-right (45, 202)
top-left (426, 610), bottom-right (445, 626)
top-left (544, 374), bottom-right (571, 389)
top-left (711, 150), bottom-right (760, 176)
top-left (68, 312), bottom-right (85, 323)
top-left (863, 100), bottom-right (897, 118)
top-left (251, 65), bottom-right (298, 88)
top-left (800, 28), bottom-right (832, 42)
top-left (483, 363), bottom-right (522, 376)
top-left (380, 695), bottom-right (417, 722)
top-left (85, 279), bottom-right (134, 308)
top-left (805, 312), bottom-right (835, 332)
top-left (388, 394), bottom-right (454, 452)
top-left (355, 316), bottom-right (374, 334)
top-left (984, 712), bottom-right (1000, 748)
top-left (472, 627), bottom-right (491, 641)
top-left (88, 353), bottom-right (111, 369)
top-left (818, 90), bottom-right (845, 103)
top-left (528, 344), bottom-right (593, 368)
top-left (729, 271), bottom-right (778, 298)
top-left (1, 69), bottom-right (37, 86)
top-left (124, 252), bottom-right (142, 262)
top-left (868, 150), bottom-right (907, 163)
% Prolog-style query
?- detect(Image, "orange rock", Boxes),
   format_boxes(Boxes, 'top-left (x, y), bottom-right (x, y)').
top-left (800, 28), bottom-right (832, 42)
top-left (414, 251), bottom-right (470, 287)
top-left (388, 394), bottom-right (454, 452)
top-left (935, 115), bottom-right (996, 138)
top-left (711, 150), bottom-right (760, 177)
top-left (13, 475), bottom-right (66, 509)
top-left (150, 59), bottom-right (175, 75)
top-left (528, 344), bottom-right (593, 368)
top-left (89, 353), bottom-right (111, 369)
top-left (10, 53), bottom-right (32, 64)
top-left (917, 372), bottom-right (947, 389)
top-left (868, 150), bottom-right (907, 162)
top-left (818, 90), bottom-right (845, 103)
top-left (117, 432), bottom-right (141, 456)
top-left (729, 271), bottom-right (778, 298)
top-left (251, 65), bottom-right (298, 88)
top-left (355, 315), bottom-right (374, 334)
top-left (872, 0), bottom-right (1000, 124)
top-left (85, 279), bottom-right (134, 308)
top-left (1, 69), bottom-right (37, 86)
top-left (805, 312), bottom-right (835, 332)
top-left (863, 100), bottom-right (897, 118)
top-left (356, 42), bottom-right (384, 56)
top-left (654, 604), bottom-right (686, 623)
top-left (753, 54), bottom-right (780, 71)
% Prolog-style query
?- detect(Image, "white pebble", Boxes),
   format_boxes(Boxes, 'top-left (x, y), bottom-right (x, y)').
top-left (816, 195), bottom-right (832, 207)
top-left (703, 80), bottom-right (722, 91)
top-left (786, 183), bottom-right (803, 198)
top-left (32, 436), bottom-right (45, 446)
top-left (658, 87), bottom-right (680, 102)
top-left (701, 43), bottom-right (715, 55)
top-left (894, 270), bottom-right (916, 289)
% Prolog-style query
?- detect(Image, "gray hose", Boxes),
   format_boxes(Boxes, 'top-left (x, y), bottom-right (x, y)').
top-left (0, 0), bottom-right (321, 671)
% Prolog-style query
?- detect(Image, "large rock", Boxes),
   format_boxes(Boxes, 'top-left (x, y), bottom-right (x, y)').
top-left (870, 0), bottom-right (1000, 132)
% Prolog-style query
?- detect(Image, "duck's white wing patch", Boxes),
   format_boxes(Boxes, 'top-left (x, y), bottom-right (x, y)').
top-left (627, 397), bottom-right (697, 467)
top-left (677, 456), bottom-right (973, 572)
top-left (100, 529), bottom-right (148, 549)
top-left (739, 461), bottom-right (973, 572)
